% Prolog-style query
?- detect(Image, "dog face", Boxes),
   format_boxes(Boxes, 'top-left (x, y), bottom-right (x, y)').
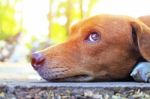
top-left (31, 15), bottom-right (150, 81)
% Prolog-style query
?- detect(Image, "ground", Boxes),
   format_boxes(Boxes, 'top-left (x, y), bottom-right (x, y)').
top-left (1, 80), bottom-right (150, 99)
top-left (0, 62), bottom-right (150, 99)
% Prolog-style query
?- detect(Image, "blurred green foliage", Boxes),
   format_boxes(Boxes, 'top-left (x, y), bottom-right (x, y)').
top-left (48, 0), bottom-right (99, 43)
top-left (0, 0), bottom-right (100, 42)
top-left (0, 0), bottom-right (100, 62)
top-left (0, 0), bottom-right (22, 40)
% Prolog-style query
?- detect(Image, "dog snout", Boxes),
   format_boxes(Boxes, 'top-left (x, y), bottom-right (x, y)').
top-left (31, 52), bottom-right (45, 70)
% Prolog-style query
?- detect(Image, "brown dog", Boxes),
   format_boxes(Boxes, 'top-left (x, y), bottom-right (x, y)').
top-left (31, 14), bottom-right (150, 82)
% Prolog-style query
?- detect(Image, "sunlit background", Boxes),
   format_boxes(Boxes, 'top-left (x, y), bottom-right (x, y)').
top-left (0, 0), bottom-right (150, 79)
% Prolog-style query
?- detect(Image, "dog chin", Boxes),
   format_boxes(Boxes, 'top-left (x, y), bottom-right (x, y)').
top-left (41, 74), bottom-right (94, 82)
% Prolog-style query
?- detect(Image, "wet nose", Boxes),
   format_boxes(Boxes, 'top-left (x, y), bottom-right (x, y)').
top-left (31, 52), bottom-right (45, 69)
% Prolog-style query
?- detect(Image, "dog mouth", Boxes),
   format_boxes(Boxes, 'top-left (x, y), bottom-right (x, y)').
top-left (36, 66), bottom-right (94, 82)
top-left (46, 74), bottom-right (93, 82)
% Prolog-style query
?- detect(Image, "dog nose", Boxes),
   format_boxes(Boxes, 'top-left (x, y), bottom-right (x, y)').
top-left (31, 52), bottom-right (45, 69)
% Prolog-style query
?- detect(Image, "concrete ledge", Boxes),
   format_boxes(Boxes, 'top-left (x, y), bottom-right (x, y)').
top-left (0, 80), bottom-right (150, 99)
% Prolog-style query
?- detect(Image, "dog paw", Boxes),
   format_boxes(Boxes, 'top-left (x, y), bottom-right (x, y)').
top-left (130, 62), bottom-right (150, 82)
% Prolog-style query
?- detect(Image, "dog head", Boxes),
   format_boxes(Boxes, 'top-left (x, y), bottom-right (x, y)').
top-left (31, 15), bottom-right (150, 81)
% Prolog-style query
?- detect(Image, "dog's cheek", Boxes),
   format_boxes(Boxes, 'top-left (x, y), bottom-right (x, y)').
top-left (79, 45), bottom-right (106, 71)
top-left (82, 44), bottom-right (104, 57)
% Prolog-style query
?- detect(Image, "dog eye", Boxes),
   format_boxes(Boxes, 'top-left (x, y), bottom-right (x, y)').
top-left (86, 32), bottom-right (100, 42)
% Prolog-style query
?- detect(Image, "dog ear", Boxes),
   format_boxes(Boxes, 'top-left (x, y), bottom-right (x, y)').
top-left (131, 20), bottom-right (150, 61)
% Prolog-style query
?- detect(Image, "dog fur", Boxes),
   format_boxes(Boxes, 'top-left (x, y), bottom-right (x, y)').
top-left (31, 14), bottom-right (150, 82)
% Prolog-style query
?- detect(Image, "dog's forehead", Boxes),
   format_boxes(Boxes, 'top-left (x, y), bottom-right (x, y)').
top-left (70, 15), bottom-right (130, 34)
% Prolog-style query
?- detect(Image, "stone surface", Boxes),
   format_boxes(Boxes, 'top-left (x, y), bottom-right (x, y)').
top-left (0, 80), bottom-right (150, 99)
top-left (1, 62), bottom-right (150, 98)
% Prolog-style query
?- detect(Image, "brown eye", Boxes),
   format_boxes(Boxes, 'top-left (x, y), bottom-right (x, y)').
top-left (86, 32), bottom-right (100, 42)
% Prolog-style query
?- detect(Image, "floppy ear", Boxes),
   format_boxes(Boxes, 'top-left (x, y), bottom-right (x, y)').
top-left (131, 20), bottom-right (150, 61)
